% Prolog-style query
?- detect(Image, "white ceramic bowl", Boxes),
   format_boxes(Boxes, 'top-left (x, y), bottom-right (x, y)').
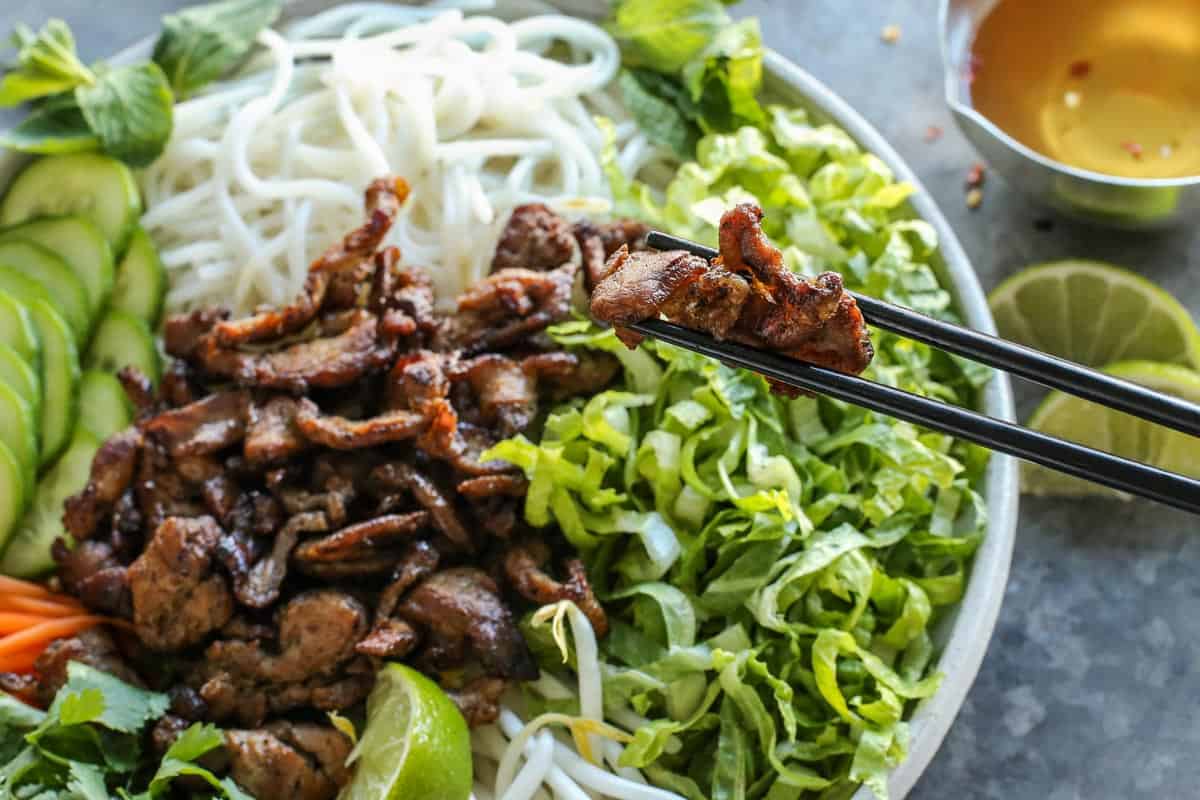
top-left (17, 4), bottom-right (1018, 798)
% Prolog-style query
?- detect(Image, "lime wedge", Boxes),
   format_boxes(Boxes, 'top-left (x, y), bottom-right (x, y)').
top-left (1023, 361), bottom-right (1200, 498)
top-left (989, 260), bottom-right (1200, 368)
top-left (340, 664), bottom-right (472, 800)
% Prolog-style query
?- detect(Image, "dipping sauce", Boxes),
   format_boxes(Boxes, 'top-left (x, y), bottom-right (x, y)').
top-left (970, 0), bottom-right (1200, 179)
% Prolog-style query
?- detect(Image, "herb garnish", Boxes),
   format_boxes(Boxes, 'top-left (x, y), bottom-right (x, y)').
top-left (154, 0), bottom-right (284, 100)
top-left (0, 0), bottom-right (282, 167)
top-left (0, 662), bottom-right (249, 799)
top-left (607, 0), bottom-right (765, 159)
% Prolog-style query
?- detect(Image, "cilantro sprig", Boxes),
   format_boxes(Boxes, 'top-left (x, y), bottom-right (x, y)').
top-left (0, 662), bottom-right (248, 799)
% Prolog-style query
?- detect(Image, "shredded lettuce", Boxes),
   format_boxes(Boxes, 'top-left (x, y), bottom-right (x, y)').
top-left (488, 90), bottom-right (992, 800)
top-left (488, 323), bottom-right (986, 797)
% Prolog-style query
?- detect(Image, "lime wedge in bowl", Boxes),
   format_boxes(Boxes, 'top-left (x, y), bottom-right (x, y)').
top-left (340, 663), bottom-right (472, 800)
top-left (1023, 361), bottom-right (1200, 498)
top-left (989, 260), bottom-right (1200, 368)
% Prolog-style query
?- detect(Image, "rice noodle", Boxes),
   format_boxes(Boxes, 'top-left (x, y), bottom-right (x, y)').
top-left (465, 603), bottom-right (683, 800)
top-left (141, 0), bottom-right (634, 314)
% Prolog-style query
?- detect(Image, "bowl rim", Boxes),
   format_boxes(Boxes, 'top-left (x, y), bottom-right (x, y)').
top-left (81, 12), bottom-right (1019, 800)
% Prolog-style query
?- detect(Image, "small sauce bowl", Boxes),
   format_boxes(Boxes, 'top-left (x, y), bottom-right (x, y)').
top-left (940, 0), bottom-right (1200, 228)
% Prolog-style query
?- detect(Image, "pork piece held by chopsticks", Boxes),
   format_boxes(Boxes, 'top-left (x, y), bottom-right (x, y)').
top-left (589, 203), bottom-right (874, 379)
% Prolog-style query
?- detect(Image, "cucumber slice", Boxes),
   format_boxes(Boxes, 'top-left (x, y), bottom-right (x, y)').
top-left (0, 342), bottom-right (38, 422)
top-left (0, 427), bottom-right (98, 577)
top-left (0, 273), bottom-right (80, 464)
top-left (24, 300), bottom-right (80, 467)
top-left (0, 289), bottom-right (39, 366)
top-left (87, 310), bottom-right (159, 384)
top-left (0, 242), bottom-right (90, 347)
top-left (0, 442), bottom-right (25, 554)
top-left (111, 225), bottom-right (166, 325)
top-left (0, 216), bottom-right (115, 321)
top-left (0, 153), bottom-right (142, 254)
top-left (0, 380), bottom-right (35, 506)
top-left (78, 370), bottom-right (132, 440)
top-left (0, 273), bottom-right (80, 465)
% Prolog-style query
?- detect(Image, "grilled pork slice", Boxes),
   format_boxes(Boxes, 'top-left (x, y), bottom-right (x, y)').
top-left (590, 202), bottom-right (874, 379)
top-left (128, 516), bottom-right (234, 651)
top-left (225, 722), bottom-right (352, 800)
top-left (397, 567), bottom-right (538, 681)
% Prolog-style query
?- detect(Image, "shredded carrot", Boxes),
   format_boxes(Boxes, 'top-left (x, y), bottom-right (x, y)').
top-left (0, 595), bottom-right (87, 616)
top-left (0, 575), bottom-right (60, 600)
top-left (0, 580), bottom-right (123, 676)
top-left (0, 648), bottom-right (42, 673)
top-left (0, 616), bottom-right (105, 657)
top-left (0, 612), bottom-right (53, 634)
top-left (0, 576), bottom-right (62, 599)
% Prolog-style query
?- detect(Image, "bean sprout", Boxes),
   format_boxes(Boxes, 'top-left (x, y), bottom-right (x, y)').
top-left (467, 602), bottom-right (683, 800)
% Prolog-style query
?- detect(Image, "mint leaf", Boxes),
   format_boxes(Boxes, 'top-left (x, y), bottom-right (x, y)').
top-left (0, 16), bottom-right (183, 167)
top-left (58, 688), bottom-right (105, 726)
top-left (618, 69), bottom-right (699, 158)
top-left (9, 21), bottom-right (91, 82)
top-left (0, 93), bottom-right (98, 154)
top-left (55, 663), bottom-right (169, 734)
top-left (76, 62), bottom-right (174, 167)
top-left (0, 20), bottom-right (95, 106)
top-left (153, 0), bottom-right (283, 99)
top-left (0, 70), bottom-right (81, 107)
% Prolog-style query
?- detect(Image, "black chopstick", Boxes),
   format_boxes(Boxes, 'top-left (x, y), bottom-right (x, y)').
top-left (629, 319), bottom-right (1200, 514)
top-left (646, 231), bottom-right (1200, 439)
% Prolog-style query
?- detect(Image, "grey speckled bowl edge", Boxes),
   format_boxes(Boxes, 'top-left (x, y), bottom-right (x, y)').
top-left (36, 17), bottom-right (1019, 800)
top-left (761, 52), bottom-right (1020, 800)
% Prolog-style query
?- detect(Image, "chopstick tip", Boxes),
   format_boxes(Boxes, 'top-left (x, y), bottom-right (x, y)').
top-left (646, 231), bottom-right (718, 258)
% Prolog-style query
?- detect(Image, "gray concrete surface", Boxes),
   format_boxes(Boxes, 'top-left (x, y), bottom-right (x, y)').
top-left (2, 2), bottom-right (1197, 797)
